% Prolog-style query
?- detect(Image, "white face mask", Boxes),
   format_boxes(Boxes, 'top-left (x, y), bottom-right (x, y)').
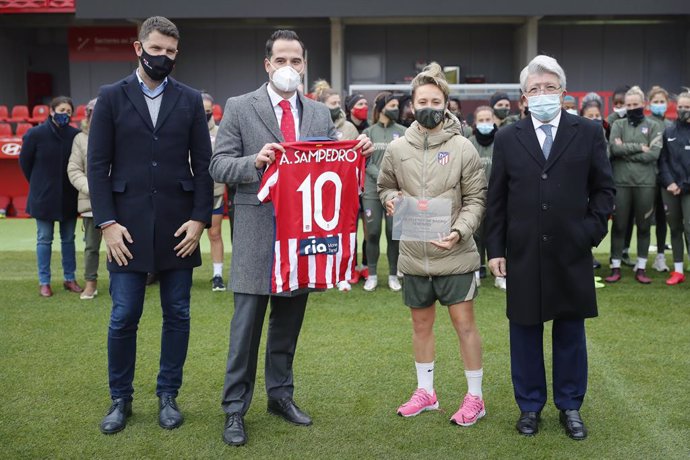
top-left (565, 109), bottom-right (578, 116)
top-left (613, 106), bottom-right (627, 117)
top-left (270, 63), bottom-right (301, 93)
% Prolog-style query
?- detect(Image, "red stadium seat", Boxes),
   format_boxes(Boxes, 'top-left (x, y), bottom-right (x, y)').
top-left (213, 104), bottom-right (222, 123)
top-left (7, 105), bottom-right (29, 123)
top-left (0, 123), bottom-right (11, 137)
top-left (0, 105), bottom-right (8, 122)
top-left (15, 122), bottom-right (33, 137)
top-left (72, 104), bottom-right (87, 122)
top-left (27, 104), bottom-right (50, 124)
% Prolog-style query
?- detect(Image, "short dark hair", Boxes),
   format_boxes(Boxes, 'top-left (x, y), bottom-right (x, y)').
top-left (139, 16), bottom-right (180, 42)
top-left (50, 96), bottom-right (74, 112)
top-left (265, 29), bottom-right (306, 60)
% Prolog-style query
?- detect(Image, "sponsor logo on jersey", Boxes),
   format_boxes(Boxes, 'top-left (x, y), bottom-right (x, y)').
top-left (299, 236), bottom-right (339, 256)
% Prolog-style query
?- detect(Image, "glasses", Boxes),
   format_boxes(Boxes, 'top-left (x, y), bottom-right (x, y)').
top-left (525, 85), bottom-right (562, 97)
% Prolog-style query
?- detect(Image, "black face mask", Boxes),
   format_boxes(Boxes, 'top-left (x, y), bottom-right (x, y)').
top-left (205, 112), bottom-right (213, 122)
top-left (678, 110), bottom-right (690, 123)
top-left (494, 107), bottom-right (510, 120)
top-left (383, 108), bottom-right (399, 122)
top-left (139, 47), bottom-right (175, 81)
top-left (627, 107), bottom-right (645, 126)
top-left (329, 107), bottom-right (341, 122)
top-left (415, 108), bottom-right (445, 130)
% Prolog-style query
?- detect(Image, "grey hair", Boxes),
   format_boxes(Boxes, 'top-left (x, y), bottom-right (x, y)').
top-left (519, 55), bottom-right (567, 93)
top-left (200, 92), bottom-right (214, 104)
top-left (582, 92), bottom-right (603, 108)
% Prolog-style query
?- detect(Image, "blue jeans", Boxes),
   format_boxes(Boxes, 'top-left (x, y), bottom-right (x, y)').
top-left (35, 218), bottom-right (77, 285)
top-left (107, 269), bottom-right (193, 399)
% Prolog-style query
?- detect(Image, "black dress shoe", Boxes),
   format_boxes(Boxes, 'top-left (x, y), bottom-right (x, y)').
top-left (159, 394), bottom-right (184, 430)
top-left (516, 411), bottom-right (540, 436)
top-left (100, 398), bottom-right (132, 434)
top-left (223, 412), bottom-right (247, 446)
top-left (267, 397), bottom-right (312, 426)
top-left (560, 409), bottom-right (587, 440)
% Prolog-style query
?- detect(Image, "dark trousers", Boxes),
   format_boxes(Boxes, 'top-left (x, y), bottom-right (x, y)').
top-left (107, 268), bottom-right (193, 399)
top-left (221, 292), bottom-right (308, 415)
top-left (509, 319), bottom-right (587, 412)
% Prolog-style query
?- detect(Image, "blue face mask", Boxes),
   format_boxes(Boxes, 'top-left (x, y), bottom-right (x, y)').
top-left (650, 103), bottom-right (667, 117)
top-left (476, 122), bottom-right (495, 135)
top-left (527, 94), bottom-right (562, 122)
top-left (53, 112), bottom-right (71, 127)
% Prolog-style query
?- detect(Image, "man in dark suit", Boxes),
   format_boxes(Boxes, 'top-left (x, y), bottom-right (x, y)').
top-left (486, 55), bottom-right (615, 440)
top-left (209, 30), bottom-right (371, 446)
top-left (88, 16), bottom-right (213, 434)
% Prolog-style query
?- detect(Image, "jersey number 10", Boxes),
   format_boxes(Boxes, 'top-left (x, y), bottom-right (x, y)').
top-left (296, 172), bottom-right (342, 232)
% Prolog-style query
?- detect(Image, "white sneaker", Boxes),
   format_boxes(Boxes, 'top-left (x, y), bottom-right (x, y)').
top-left (388, 275), bottom-right (402, 291)
top-left (474, 270), bottom-right (481, 287)
top-left (494, 276), bottom-right (507, 291)
top-left (363, 275), bottom-right (378, 292)
top-left (653, 253), bottom-right (669, 272)
top-left (337, 280), bottom-right (351, 291)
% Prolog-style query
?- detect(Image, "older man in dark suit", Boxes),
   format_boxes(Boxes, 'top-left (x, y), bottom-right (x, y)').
top-left (210, 30), bottom-right (371, 446)
top-left (486, 55), bottom-right (615, 441)
top-left (88, 16), bottom-right (213, 434)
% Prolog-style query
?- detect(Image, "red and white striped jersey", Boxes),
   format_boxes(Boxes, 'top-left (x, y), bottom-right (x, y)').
top-left (257, 140), bottom-right (365, 294)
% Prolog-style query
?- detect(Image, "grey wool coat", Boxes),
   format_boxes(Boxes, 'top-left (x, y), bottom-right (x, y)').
top-left (209, 83), bottom-right (338, 295)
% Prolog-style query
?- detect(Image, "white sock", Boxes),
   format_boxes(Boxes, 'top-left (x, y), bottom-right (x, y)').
top-left (674, 262), bottom-right (684, 273)
top-left (636, 257), bottom-right (647, 270)
top-left (368, 274), bottom-right (378, 282)
top-left (213, 263), bottom-right (223, 277)
top-left (465, 368), bottom-right (483, 399)
top-left (611, 259), bottom-right (621, 269)
top-left (415, 361), bottom-right (434, 393)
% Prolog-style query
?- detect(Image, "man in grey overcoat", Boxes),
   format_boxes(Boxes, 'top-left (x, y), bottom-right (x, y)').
top-left (209, 30), bottom-right (371, 447)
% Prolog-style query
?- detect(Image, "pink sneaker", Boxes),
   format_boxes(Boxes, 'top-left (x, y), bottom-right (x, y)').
top-left (397, 388), bottom-right (439, 417)
top-left (450, 393), bottom-right (486, 426)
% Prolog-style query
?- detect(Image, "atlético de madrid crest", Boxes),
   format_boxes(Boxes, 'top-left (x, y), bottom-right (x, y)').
top-left (437, 151), bottom-right (450, 165)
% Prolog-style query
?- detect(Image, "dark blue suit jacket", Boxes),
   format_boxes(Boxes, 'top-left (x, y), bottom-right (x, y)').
top-left (486, 111), bottom-right (615, 325)
top-left (87, 73), bottom-right (213, 273)
top-left (19, 120), bottom-right (80, 221)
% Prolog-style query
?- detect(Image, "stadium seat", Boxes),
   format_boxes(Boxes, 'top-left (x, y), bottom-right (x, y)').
top-left (27, 105), bottom-right (50, 124)
top-left (213, 104), bottom-right (222, 123)
top-left (0, 123), bottom-right (11, 137)
top-left (7, 105), bottom-right (29, 123)
top-left (0, 105), bottom-right (8, 122)
top-left (72, 104), bottom-right (87, 122)
top-left (15, 123), bottom-right (33, 137)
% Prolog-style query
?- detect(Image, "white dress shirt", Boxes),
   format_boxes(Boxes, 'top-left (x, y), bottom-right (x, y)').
top-left (531, 110), bottom-right (561, 149)
top-left (266, 83), bottom-right (300, 140)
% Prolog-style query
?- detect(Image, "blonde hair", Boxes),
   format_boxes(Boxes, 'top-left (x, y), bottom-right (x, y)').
top-left (625, 86), bottom-right (646, 103)
top-left (678, 87), bottom-right (690, 101)
top-left (311, 79), bottom-right (331, 101)
top-left (647, 85), bottom-right (669, 102)
top-left (411, 62), bottom-right (449, 103)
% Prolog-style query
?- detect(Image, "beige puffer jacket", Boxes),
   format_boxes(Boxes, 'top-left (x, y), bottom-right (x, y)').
top-left (67, 131), bottom-right (91, 214)
top-left (377, 111), bottom-right (487, 276)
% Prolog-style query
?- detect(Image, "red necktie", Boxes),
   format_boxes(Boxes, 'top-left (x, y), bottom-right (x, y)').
top-left (278, 99), bottom-right (296, 142)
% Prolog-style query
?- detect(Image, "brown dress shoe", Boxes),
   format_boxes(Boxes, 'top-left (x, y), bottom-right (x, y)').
top-left (63, 280), bottom-right (83, 293)
top-left (39, 284), bottom-right (53, 297)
